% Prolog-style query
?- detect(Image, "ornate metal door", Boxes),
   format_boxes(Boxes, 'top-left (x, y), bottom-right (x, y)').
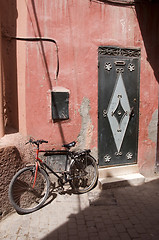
top-left (98, 46), bottom-right (140, 167)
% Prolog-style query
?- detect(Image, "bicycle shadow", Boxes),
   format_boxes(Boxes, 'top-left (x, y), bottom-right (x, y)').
top-left (21, 182), bottom-right (76, 215)
top-left (38, 192), bottom-right (57, 212)
top-left (16, 192), bottom-right (57, 216)
top-left (17, 176), bottom-right (98, 216)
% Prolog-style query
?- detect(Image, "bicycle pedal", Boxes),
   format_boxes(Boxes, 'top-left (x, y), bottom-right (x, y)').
top-left (58, 189), bottom-right (64, 194)
top-left (67, 176), bottom-right (72, 181)
top-left (58, 187), bottom-right (64, 194)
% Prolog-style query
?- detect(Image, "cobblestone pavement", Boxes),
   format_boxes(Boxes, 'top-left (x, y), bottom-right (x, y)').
top-left (1, 177), bottom-right (159, 240)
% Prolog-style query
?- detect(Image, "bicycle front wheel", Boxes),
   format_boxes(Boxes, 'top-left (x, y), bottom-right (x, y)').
top-left (9, 166), bottom-right (50, 214)
top-left (70, 155), bottom-right (98, 194)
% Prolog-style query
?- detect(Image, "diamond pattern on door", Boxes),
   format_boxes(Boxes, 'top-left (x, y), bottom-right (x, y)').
top-left (107, 72), bottom-right (131, 153)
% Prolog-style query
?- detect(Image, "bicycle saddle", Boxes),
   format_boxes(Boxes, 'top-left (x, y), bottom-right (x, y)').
top-left (62, 141), bottom-right (76, 149)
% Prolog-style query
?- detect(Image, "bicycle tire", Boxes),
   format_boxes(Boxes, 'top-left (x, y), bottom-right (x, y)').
top-left (70, 154), bottom-right (98, 194)
top-left (9, 166), bottom-right (50, 214)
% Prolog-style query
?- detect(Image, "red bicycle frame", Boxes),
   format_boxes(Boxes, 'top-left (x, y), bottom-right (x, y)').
top-left (32, 147), bottom-right (43, 188)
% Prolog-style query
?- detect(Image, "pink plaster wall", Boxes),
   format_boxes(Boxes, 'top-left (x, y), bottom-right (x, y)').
top-left (22, 0), bottom-right (158, 175)
top-left (17, 0), bottom-right (27, 135)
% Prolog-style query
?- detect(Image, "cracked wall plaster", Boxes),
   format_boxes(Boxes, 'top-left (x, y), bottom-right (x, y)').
top-left (148, 109), bottom-right (158, 143)
top-left (77, 97), bottom-right (94, 149)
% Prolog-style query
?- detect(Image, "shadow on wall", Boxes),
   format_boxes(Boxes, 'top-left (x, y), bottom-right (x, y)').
top-left (135, 1), bottom-right (159, 82)
top-left (90, 0), bottom-right (135, 7)
top-left (0, 1), bottom-right (19, 133)
top-left (1, 0), bottom-right (66, 144)
top-left (135, 1), bottom-right (159, 168)
top-left (29, 0), bottom-right (67, 145)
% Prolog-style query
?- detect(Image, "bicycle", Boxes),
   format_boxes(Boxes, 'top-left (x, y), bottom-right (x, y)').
top-left (8, 138), bottom-right (98, 214)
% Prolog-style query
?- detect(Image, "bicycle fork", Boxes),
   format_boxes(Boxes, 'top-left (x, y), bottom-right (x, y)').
top-left (32, 162), bottom-right (38, 188)
top-left (32, 148), bottom-right (41, 188)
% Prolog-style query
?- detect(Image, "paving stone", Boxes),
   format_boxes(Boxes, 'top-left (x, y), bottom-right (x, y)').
top-left (111, 237), bottom-right (121, 240)
top-left (115, 223), bottom-right (126, 233)
top-left (127, 228), bottom-right (139, 238)
top-left (78, 230), bottom-right (88, 237)
top-left (79, 236), bottom-right (88, 240)
top-left (103, 217), bottom-right (113, 225)
top-left (119, 232), bottom-right (131, 240)
top-left (122, 220), bottom-right (133, 229)
top-left (88, 235), bottom-right (100, 240)
top-left (130, 216), bottom-right (140, 225)
top-left (68, 228), bottom-right (78, 236)
top-left (134, 224), bottom-right (146, 234)
top-left (87, 226), bottom-right (98, 233)
top-left (107, 226), bottom-right (118, 237)
top-left (95, 222), bottom-right (105, 231)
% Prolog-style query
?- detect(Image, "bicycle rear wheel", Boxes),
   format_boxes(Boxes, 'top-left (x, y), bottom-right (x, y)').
top-left (70, 155), bottom-right (98, 194)
top-left (9, 166), bottom-right (50, 214)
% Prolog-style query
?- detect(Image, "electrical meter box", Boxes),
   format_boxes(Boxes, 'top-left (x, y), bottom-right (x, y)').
top-left (51, 91), bottom-right (69, 120)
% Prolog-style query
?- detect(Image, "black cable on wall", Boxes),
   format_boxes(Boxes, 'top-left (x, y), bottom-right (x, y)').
top-left (3, 35), bottom-right (59, 81)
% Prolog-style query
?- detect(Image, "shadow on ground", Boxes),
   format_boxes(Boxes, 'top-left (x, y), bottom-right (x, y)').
top-left (39, 177), bottom-right (159, 240)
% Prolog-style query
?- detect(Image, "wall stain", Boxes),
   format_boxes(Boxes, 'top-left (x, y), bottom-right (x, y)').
top-left (77, 97), bottom-right (94, 149)
top-left (148, 109), bottom-right (158, 143)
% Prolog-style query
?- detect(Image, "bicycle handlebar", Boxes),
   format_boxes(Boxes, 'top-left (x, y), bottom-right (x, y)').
top-left (26, 138), bottom-right (48, 146)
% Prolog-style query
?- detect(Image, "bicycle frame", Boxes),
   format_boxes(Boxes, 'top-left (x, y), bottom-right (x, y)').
top-left (29, 138), bottom-right (92, 189)
top-left (33, 146), bottom-right (72, 187)
top-left (9, 137), bottom-right (98, 215)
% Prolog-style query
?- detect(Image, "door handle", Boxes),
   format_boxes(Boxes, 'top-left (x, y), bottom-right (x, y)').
top-left (130, 107), bottom-right (135, 119)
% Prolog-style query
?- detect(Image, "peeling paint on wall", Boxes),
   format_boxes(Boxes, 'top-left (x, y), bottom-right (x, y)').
top-left (148, 109), bottom-right (158, 143)
top-left (77, 97), bottom-right (94, 149)
top-left (91, 147), bottom-right (98, 163)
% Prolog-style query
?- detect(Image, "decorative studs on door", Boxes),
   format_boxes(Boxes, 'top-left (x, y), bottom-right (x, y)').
top-left (104, 152), bottom-right (133, 163)
top-left (104, 62), bottom-right (135, 73)
top-left (104, 154), bottom-right (111, 162)
top-left (104, 62), bottom-right (112, 71)
top-left (126, 152), bottom-right (133, 160)
top-left (128, 63), bottom-right (135, 72)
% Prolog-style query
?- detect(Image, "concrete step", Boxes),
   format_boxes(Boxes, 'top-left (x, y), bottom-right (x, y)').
top-left (98, 173), bottom-right (145, 190)
top-left (98, 164), bottom-right (139, 178)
